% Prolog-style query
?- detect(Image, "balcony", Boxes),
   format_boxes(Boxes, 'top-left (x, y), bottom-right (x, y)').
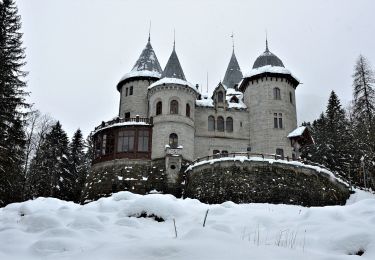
top-left (94, 116), bottom-right (153, 132)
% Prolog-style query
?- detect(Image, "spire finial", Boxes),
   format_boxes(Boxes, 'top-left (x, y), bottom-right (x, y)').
top-left (231, 32), bottom-right (235, 53)
top-left (148, 21), bottom-right (151, 42)
top-left (265, 30), bottom-right (269, 52)
top-left (173, 29), bottom-right (176, 50)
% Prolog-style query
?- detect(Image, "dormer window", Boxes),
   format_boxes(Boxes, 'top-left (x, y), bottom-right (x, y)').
top-left (230, 96), bottom-right (239, 103)
top-left (218, 91), bottom-right (224, 103)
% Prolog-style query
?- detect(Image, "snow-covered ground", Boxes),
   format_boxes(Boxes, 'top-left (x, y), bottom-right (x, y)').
top-left (1, 189), bottom-right (374, 260)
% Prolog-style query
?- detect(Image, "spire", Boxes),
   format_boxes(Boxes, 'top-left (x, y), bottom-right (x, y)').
top-left (131, 37), bottom-right (162, 74)
top-left (173, 29), bottom-right (176, 50)
top-left (265, 31), bottom-right (269, 52)
top-left (231, 32), bottom-right (235, 53)
top-left (162, 41), bottom-right (186, 80)
top-left (223, 50), bottom-right (243, 89)
top-left (148, 21), bottom-right (151, 42)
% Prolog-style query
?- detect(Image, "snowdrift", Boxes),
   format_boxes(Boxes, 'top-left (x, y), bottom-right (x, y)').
top-left (1, 190), bottom-right (375, 260)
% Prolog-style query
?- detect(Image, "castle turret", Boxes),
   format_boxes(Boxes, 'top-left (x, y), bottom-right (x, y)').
top-left (117, 36), bottom-right (163, 118)
top-left (148, 42), bottom-right (199, 166)
top-left (239, 39), bottom-right (299, 158)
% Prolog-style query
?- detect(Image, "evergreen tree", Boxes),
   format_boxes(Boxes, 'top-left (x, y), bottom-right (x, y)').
top-left (28, 122), bottom-right (72, 200)
top-left (69, 129), bottom-right (86, 202)
top-left (301, 91), bottom-right (352, 179)
top-left (0, 0), bottom-right (29, 206)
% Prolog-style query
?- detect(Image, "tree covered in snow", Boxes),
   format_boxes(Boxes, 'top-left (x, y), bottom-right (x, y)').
top-left (28, 121), bottom-right (73, 200)
top-left (303, 56), bottom-right (375, 189)
top-left (69, 129), bottom-right (89, 202)
top-left (0, 0), bottom-right (29, 206)
top-left (351, 55), bottom-right (375, 188)
top-left (302, 92), bottom-right (353, 180)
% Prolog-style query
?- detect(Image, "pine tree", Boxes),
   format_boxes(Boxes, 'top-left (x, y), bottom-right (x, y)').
top-left (28, 122), bottom-right (72, 200)
top-left (324, 91), bottom-right (352, 177)
top-left (0, 0), bottom-right (29, 206)
top-left (69, 129), bottom-right (87, 202)
top-left (301, 92), bottom-right (352, 179)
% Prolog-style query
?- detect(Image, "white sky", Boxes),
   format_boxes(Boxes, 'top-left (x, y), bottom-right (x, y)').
top-left (16, 0), bottom-right (375, 138)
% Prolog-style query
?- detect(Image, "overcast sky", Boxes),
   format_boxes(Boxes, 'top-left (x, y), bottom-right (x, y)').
top-left (16, 0), bottom-right (375, 138)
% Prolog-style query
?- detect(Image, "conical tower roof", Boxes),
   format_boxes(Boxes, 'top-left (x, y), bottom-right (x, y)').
top-left (162, 45), bottom-right (186, 80)
top-left (117, 38), bottom-right (162, 90)
top-left (223, 50), bottom-right (243, 89)
top-left (131, 39), bottom-right (163, 73)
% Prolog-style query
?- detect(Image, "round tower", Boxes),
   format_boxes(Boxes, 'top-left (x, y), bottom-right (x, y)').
top-left (239, 40), bottom-right (299, 159)
top-left (148, 43), bottom-right (199, 167)
top-left (117, 36), bottom-right (163, 118)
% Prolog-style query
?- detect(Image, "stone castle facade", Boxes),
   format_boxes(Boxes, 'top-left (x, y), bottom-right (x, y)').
top-left (90, 35), bottom-right (307, 186)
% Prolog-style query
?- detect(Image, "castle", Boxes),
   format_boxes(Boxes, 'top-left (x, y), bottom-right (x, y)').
top-left (90, 35), bottom-right (311, 187)
top-left (83, 34), bottom-right (349, 205)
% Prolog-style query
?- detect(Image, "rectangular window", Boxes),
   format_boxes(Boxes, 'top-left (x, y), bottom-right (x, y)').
top-left (129, 86), bottom-right (133, 95)
top-left (102, 134), bottom-right (107, 155)
top-left (125, 88), bottom-right (128, 96)
top-left (289, 92), bottom-right (293, 104)
top-left (274, 113), bottom-right (278, 128)
top-left (279, 113), bottom-right (283, 128)
top-left (137, 130), bottom-right (149, 152)
top-left (117, 130), bottom-right (135, 152)
top-left (274, 113), bottom-right (283, 128)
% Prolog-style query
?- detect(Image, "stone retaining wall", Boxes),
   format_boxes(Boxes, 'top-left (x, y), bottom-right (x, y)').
top-left (184, 160), bottom-right (350, 206)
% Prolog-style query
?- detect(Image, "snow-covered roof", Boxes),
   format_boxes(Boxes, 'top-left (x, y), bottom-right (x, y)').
top-left (148, 77), bottom-right (199, 94)
top-left (287, 126), bottom-right (307, 138)
top-left (243, 65), bottom-right (299, 82)
top-left (195, 87), bottom-right (246, 109)
top-left (93, 121), bottom-right (150, 135)
top-left (195, 98), bottom-right (214, 107)
top-left (119, 70), bottom-right (161, 83)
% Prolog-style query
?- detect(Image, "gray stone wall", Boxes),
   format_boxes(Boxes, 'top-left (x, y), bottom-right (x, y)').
top-left (119, 78), bottom-right (157, 118)
top-left (148, 84), bottom-right (198, 161)
top-left (243, 76), bottom-right (297, 157)
top-left (194, 106), bottom-right (250, 158)
top-left (185, 160), bottom-right (350, 206)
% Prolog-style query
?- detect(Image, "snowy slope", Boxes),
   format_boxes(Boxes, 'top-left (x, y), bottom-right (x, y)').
top-left (1, 190), bottom-right (375, 260)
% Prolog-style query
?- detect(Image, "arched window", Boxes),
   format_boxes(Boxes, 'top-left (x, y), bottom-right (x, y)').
top-left (217, 116), bottom-right (224, 132)
top-left (208, 116), bottom-right (215, 131)
top-left (169, 133), bottom-right (178, 148)
top-left (218, 91), bottom-right (224, 103)
top-left (273, 87), bottom-right (281, 100)
top-left (156, 101), bottom-right (162, 115)
top-left (226, 117), bottom-right (233, 132)
top-left (170, 100), bottom-right (179, 114)
top-left (186, 103), bottom-right (190, 117)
